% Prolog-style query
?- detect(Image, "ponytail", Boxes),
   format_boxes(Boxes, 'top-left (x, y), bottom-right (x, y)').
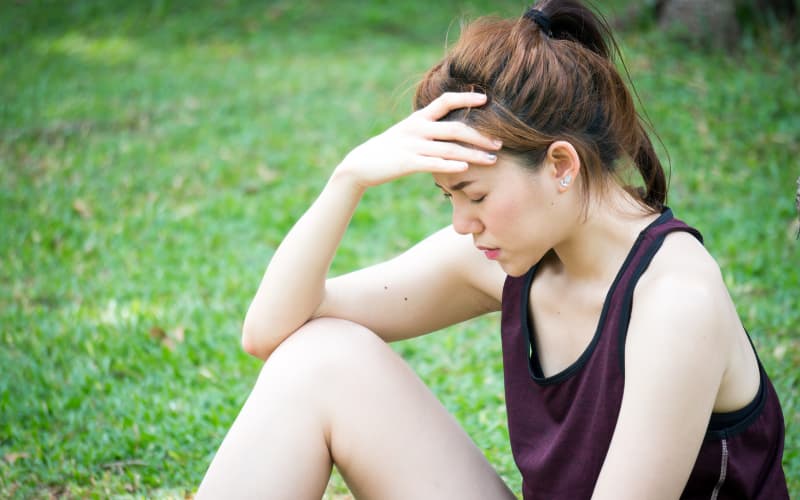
top-left (633, 121), bottom-right (667, 210)
top-left (534, 0), bottom-right (668, 210)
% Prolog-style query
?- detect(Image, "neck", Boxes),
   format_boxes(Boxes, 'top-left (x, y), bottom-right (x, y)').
top-left (550, 188), bottom-right (660, 285)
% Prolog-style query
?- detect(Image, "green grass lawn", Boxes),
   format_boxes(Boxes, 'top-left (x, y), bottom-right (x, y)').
top-left (1, 1), bottom-right (797, 497)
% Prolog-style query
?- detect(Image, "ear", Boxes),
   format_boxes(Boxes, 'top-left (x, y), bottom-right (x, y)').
top-left (545, 140), bottom-right (581, 193)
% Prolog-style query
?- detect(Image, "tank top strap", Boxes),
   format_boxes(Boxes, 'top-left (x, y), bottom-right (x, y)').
top-left (604, 208), bottom-right (704, 375)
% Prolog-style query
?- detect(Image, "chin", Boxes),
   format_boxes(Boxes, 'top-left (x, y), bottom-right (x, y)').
top-left (499, 261), bottom-right (529, 278)
top-left (499, 253), bottom-right (542, 277)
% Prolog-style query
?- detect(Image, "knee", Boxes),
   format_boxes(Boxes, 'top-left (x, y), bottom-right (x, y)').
top-left (279, 317), bottom-right (385, 358)
top-left (257, 318), bottom-right (392, 388)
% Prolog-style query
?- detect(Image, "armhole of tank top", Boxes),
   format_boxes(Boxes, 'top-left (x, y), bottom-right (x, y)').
top-left (706, 361), bottom-right (767, 439)
top-left (706, 330), bottom-right (769, 440)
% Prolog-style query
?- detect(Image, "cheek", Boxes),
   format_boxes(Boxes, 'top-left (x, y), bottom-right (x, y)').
top-left (496, 197), bottom-right (554, 252)
top-left (483, 201), bottom-right (519, 233)
top-left (488, 189), bottom-right (540, 233)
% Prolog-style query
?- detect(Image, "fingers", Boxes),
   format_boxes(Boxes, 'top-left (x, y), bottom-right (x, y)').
top-left (409, 156), bottom-right (469, 174)
top-left (419, 120), bottom-right (502, 152)
top-left (417, 92), bottom-right (488, 121)
top-left (335, 92), bottom-right (502, 186)
top-left (415, 139), bottom-right (499, 167)
top-left (413, 92), bottom-right (501, 152)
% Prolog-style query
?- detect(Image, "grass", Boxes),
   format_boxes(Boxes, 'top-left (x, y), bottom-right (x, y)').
top-left (1, 0), bottom-right (797, 497)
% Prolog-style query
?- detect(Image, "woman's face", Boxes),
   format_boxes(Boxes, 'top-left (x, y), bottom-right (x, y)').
top-left (433, 155), bottom-right (575, 277)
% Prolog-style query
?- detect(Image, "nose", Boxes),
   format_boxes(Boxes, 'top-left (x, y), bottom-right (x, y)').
top-left (451, 202), bottom-right (484, 236)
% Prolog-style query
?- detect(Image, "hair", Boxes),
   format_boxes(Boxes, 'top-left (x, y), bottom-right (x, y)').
top-left (414, 0), bottom-right (667, 212)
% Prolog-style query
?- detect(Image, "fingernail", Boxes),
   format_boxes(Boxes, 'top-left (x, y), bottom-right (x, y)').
top-left (486, 153), bottom-right (497, 161)
top-left (492, 139), bottom-right (503, 147)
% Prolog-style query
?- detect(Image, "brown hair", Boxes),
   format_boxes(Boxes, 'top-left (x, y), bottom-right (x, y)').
top-left (414, 0), bottom-right (667, 211)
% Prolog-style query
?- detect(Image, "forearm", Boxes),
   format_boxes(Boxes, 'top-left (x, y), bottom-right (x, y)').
top-left (241, 170), bottom-right (364, 359)
top-left (240, 92), bottom-right (499, 359)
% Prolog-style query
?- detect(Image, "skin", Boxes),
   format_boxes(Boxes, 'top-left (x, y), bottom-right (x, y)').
top-left (197, 92), bottom-right (761, 499)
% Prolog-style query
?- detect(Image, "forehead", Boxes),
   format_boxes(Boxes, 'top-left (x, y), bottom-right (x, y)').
top-left (432, 169), bottom-right (476, 190)
top-left (432, 156), bottom-right (524, 190)
top-left (432, 161), bottom-right (498, 189)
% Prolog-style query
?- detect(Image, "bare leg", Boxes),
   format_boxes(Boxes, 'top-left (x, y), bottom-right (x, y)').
top-left (196, 318), bottom-right (515, 500)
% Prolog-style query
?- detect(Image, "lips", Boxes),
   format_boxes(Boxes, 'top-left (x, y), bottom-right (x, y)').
top-left (477, 245), bottom-right (501, 260)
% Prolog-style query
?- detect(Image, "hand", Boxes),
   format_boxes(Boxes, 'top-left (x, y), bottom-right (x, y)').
top-left (334, 92), bottom-right (502, 189)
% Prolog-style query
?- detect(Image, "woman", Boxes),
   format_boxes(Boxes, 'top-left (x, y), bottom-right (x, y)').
top-left (197, 1), bottom-right (788, 498)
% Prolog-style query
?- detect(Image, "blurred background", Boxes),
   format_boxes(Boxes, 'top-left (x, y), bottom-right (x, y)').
top-left (1, 1), bottom-right (798, 498)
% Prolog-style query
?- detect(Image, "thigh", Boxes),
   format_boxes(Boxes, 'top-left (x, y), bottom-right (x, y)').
top-left (288, 318), bottom-right (515, 500)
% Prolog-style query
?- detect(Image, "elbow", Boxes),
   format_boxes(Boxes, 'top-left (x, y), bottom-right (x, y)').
top-left (241, 316), bottom-right (273, 360)
top-left (241, 333), bottom-right (268, 360)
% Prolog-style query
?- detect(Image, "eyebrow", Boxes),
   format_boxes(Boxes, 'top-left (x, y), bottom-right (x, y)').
top-left (434, 180), bottom-right (475, 192)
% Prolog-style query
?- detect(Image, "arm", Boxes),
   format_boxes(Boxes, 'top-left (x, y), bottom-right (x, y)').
top-left (314, 225), bottom-right (505, 342)
top-left (242, 92), bottom-right (503, 359)
top-left (240, 173), bottom-right (363, 359)
top-left (592, 270), bottom-right (729, 499)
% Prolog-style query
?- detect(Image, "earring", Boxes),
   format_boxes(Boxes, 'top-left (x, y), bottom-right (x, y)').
top-left (560, 174), bottom-right (572, 188)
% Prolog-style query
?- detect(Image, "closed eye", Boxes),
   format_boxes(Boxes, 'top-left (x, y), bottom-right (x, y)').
top-left (441, 192), bottom-right (485, 203)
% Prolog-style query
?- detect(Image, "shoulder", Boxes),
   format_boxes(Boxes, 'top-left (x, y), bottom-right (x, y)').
top-left (636, 229), bottom-right (728, 320)
top-left (626, 229), bottom-right (733, 369)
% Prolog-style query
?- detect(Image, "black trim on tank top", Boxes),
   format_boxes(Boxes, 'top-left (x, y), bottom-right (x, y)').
top-left (522, 209), bottom-right (675, 386)
top-left (706, 361), bottom-right (767, 439)
top-left (614, 213), bottom-right (704, 375)
top-left (703, 330), bottom-right (771, 440)
top-left (615, 232), bottom-right (680, 374)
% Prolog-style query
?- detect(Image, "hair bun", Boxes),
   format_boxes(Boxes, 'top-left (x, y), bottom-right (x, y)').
top-left (523, 8), bottom-right (553, 37)
top-left (531, 0), bottom-right (611, 59)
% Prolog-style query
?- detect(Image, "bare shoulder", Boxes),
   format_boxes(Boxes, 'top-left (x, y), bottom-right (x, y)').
top-left (626, 229), bottom-right (762, 415)
top-left (647, 230), bottom-right (723, 286)
top-left (628, 230), bottom-right (737, 356)
top-left (637, 230), bottom-right (729, 311)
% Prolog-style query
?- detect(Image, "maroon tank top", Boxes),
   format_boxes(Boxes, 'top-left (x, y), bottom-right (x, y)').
top-left (500, 209), bottom-right (788, 499)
